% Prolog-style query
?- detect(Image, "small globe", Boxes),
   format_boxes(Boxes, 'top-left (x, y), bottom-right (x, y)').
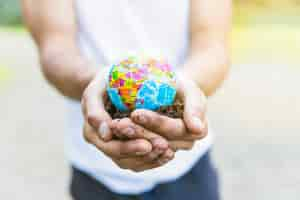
top-left (106, 56), bottom-right (177, 111)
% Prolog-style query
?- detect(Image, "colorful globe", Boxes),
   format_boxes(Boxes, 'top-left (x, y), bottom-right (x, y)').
top-left (106, 56), bottom-right (177, 111)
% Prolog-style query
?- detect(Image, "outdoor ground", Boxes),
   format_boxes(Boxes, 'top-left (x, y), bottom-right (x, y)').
top-left (0, 25), bottom-right (299, 200)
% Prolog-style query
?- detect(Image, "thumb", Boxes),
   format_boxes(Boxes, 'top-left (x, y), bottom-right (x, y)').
top-left (81, 68), bottom-right (112, 141)
top-left (177, 75), bottom-right (207, 135)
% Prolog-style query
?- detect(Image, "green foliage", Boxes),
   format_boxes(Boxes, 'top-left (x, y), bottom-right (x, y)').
top-left (0, 0), bottom-right (22, 25)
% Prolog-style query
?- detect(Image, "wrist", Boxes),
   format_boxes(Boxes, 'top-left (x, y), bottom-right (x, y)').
top-left (75, 63), bottom-right (96, 88)
top-left (74, 62), bottom-right (100, 99)
top-left (175, 68), bottom-right (197, 88)
top-left (175, 68), bottom-right (207, 100)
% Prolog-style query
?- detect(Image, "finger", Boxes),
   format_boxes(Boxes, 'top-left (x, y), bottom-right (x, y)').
top-left (169, 141), bottom-right (195, 151)
top-left (81, 70), bottom-right (112, 141)
top-left (112, 118), bottom-right (169, 159)
top-left (134, 160), bottom-right (169, 172)
top-left (84, 122), bottom-right (152, 159)
top-left (97, 139), bottom-right (153, 159)
top-left (110, 118), bottom-right (135, 138)
top-left (110, 119), bottom-right (168, 163)
top-left (113, 118), bottom-right (169, 151)
top-left (177, 78), bottom-right (207, 136)
top-left (131, 109), bottom-right (188, 140)
top-left (140, 140), bottom-right (170, 163)
top-left (170, 118), bottom-right (208, 142)
top-left (115, 158), bottom-right (161, 172)
top-left (117, 159), bottom-right (167, 172)
top-left (116, 148), bottom-right (174, 172)
top-left (156, 148), bottom-right (175, 165)
top-left (133, 147), bottom-right (174, 165)
top-left (110, 118), bottom-right (128, 140)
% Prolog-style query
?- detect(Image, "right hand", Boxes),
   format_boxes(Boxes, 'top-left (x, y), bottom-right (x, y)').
top-left (81, 68), bottom-right (174, 172)
top-left (83, 121), bottom-right (174, 172)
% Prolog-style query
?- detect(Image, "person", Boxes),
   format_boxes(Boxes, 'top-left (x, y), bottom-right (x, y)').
top-left (22, 0), bottom-right (231, 199)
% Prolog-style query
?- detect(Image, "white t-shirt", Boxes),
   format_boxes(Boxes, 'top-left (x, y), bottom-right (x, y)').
top-left (65, 0), bottom-right (213, 194)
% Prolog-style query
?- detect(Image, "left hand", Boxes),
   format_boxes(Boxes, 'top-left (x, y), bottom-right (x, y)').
top-left (84, 121), bottom-right (174, 172)
top-left (119, 73), bottom-right (209, 151)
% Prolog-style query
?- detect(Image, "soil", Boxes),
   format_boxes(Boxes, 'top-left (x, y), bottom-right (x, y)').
top-left (105, 95), bottom-right (184, 119)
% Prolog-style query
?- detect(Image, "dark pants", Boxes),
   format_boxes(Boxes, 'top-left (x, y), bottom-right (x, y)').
top-left (70, 152), bottom-right (220, 200)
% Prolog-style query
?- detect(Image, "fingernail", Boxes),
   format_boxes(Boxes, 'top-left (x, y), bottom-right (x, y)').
top-left (124, 127), bottom-right (135, 137)
top-left (138, 115), bottom-right (147, 124)
top-left (98, 122), bottom-right (110, 139)
top-left (192, 117), bottom-right (203, 130)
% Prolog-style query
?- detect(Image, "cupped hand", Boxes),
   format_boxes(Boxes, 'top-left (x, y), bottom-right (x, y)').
top-left (83, 121), bottom-right (174, 172)
top-left (110, 117), bottom-right (176, 164)
top-left (81, 68), bottom-right (174, 171)
top-left (130, 72), bottom-right (208, 151)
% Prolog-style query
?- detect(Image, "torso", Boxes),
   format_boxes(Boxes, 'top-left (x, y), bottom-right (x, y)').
top-left (64, 0), bottom-right (213, 194)
top-left (75, 0), bottom-right (190, 66)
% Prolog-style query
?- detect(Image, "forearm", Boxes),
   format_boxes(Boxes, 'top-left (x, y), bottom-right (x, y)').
top-left (39, 38), bottom-right (96, 100)
top-left (183, 0), bottom-right (231, 97)
top-left (181, 39), bottom-right (230, 97)
top-left (22, 0), bottom-right (94, 100)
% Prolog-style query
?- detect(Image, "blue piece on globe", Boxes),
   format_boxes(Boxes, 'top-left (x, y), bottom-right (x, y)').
top-left (106, 56), bottom-right (177, 112)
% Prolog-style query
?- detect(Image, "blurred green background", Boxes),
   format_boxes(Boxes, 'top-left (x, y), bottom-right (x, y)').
top-left (0, 0), bottom-right (22, 25)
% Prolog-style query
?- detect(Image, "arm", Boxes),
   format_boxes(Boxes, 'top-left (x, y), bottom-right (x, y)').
top-left (22, 0), bottom-right (174, 171)
top-left (81, 0), bottom-right (232, 154)
top-left (21, 0), bottom-right (96, 100)
top-left (182, 0), bottom-right (232, 96)
top-left (128, 0), bottom-right (232, 148)
top-left (83, 0), bottom-right (232, 170)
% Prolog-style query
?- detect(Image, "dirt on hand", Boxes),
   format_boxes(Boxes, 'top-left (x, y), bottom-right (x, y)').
top-left (105, 95), bottom-right (184, 119)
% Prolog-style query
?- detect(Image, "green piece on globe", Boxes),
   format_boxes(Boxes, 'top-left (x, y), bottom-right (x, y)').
top-left (106, 56), bottom-right (177, 111)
